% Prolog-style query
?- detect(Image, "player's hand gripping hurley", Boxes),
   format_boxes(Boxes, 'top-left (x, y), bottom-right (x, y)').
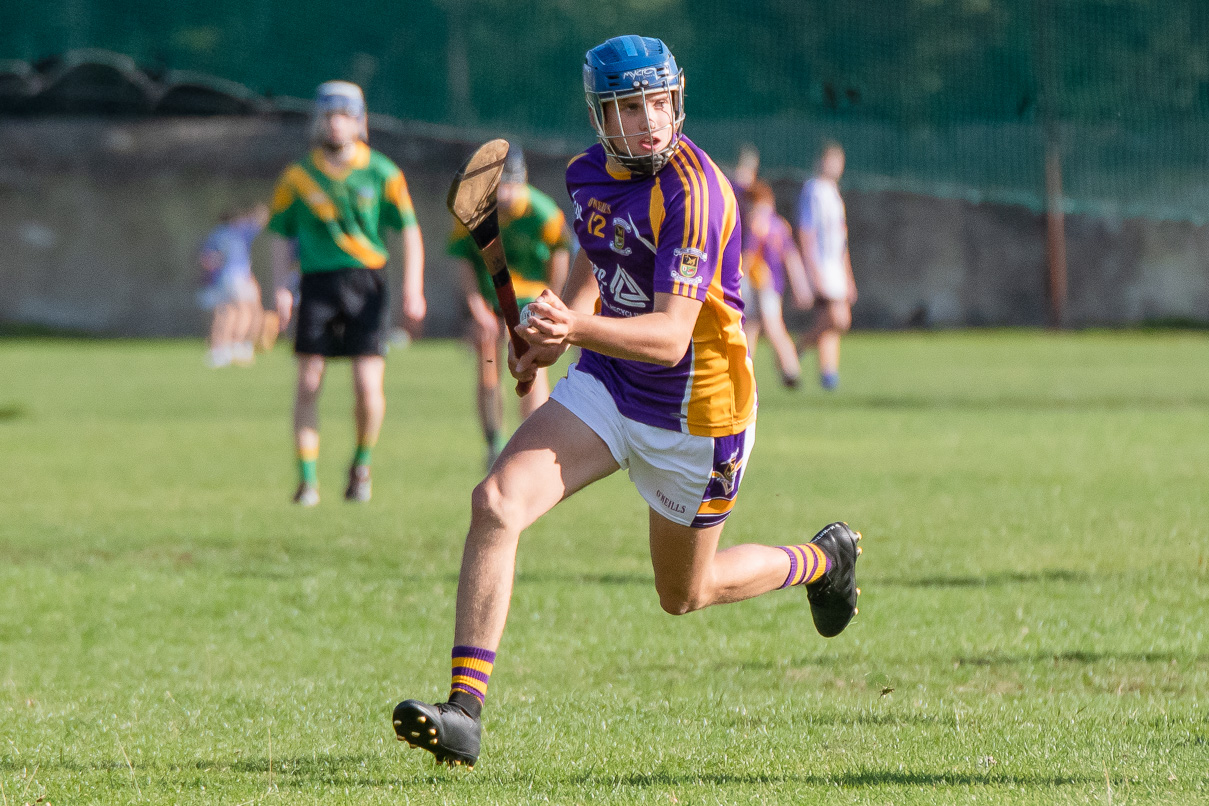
top-left (447, 139), bottom-right (533, 397)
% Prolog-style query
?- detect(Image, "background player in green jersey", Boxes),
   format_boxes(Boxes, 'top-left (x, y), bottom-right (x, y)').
top-left (268, 81), bottom-right (426, 506)
top-left (447, 145), bottom-right (570, 468)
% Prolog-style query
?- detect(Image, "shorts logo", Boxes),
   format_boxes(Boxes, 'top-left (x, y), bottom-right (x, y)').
top-left (673, 247), bottom-right (707, 278)
top-left (709, 449), bottom-right (745, 497)
top-left (655, 488), bottom-right (686, 515)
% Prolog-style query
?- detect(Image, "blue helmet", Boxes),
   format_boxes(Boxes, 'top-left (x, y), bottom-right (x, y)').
top-left (584, 35), bottom-right (685, 174)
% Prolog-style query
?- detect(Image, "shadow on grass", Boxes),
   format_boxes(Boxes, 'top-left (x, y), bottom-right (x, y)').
top-left (0, 755), bottom-right (1103, 791)
top-left (880, 568), bottom-right (1091, 589)
top-left (118, 755), bottom-right (1104, 791)
top-left (515, 571), bottom-right (652, 587)
top-left (955, 650), bottom-right (1209, 667)
top-left (713, 709), bottom-right (948, 728)
top-left (0, 403), bottom-right (27, 421)
top-left (567, 769), bottom-right (1094, 789)
top-left (813, 394), bottom-right (1209, 412)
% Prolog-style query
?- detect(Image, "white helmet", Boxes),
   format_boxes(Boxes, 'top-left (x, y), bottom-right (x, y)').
top-left (310, 80), bottom-right (368, 143)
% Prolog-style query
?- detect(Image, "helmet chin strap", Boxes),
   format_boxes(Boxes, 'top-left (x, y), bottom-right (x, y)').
top-left (595, 85), bottom-right (683, 175)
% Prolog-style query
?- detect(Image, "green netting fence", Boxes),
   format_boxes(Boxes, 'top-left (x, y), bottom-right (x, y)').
top-left (6, 0), bottom-right (1209, 220)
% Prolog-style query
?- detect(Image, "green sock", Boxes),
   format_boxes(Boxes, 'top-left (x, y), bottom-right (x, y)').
top-left (485, 429), bottom-right (503, 454)
top-left (352, 445), bottom-right (373, 468)
top-left (299, 457), bottom-right (318, 486)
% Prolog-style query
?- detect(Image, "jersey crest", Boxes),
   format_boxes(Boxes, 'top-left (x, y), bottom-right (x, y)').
top-left (673, 246), bottom-right (707, 278)
top-left (611, 218), bottom-right (632, 256)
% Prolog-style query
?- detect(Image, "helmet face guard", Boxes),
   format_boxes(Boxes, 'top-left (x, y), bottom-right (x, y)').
top-left (311, 80), bottom-right (368, 144)
top-left (584, 36), bottom-right (685, 175)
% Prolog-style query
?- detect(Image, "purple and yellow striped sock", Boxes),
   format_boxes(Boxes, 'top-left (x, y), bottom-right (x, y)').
top-left (776, 543), bottom-right (831, 589)
top-left (450, 645), bottom-right (495, 706)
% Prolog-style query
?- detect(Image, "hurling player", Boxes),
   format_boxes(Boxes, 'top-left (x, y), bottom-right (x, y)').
top-left (392, 37), bottom-right (861, 768)
top-left (268, 81), bottom-right (425, 505)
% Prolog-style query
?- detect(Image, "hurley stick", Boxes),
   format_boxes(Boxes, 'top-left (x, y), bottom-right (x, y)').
top-left (447, 139), bottom-right (533, 396)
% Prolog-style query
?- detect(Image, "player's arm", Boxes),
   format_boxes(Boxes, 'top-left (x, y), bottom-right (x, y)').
top-left (522, 287), bottom-right (700, 368)
top-left (783, 237), bottom-right (813, 309)
top-left (382, 167), bottom-right (426, 336)
top-left (557, 248), bottom-right (599, 312)
top-left (796, 226), bottom-right (825, 300)
top-left (546, 246), bottom-right (570, 304)
top-left (573, 292), bottom-right (700, 366)
top-left (267, 172), bottom-right (300, 328)
top-left (843, 240), bottom-right (858, 303)
top-left (511, 248), bottom-right (597, 380)
top-left (270, 234), bottom-right (298, 328)
top-left (525, 172), bottom-right (729, 366)
top-left (741, 211), bottom-right (770, 291)
top-left (539, 205), bottom-right (572, 302)
top-left (397, 223), bottom-right (426, 337)
top-left (795, 187), bottom-right (827, 299)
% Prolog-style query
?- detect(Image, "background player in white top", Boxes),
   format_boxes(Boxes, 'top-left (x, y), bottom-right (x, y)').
top-left (796, 141), bottom-right (857, 390)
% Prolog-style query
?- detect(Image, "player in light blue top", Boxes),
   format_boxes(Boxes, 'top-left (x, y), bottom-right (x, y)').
top-left (197, 203), bottom-right (267, 367)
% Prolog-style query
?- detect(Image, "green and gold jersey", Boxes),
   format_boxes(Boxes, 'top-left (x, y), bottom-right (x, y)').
top-left (268, 142), bottom-right (417, 273)
top-left (447, 184), bottom-right (570, 310)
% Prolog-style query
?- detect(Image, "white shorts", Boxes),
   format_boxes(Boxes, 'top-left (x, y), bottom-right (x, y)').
top-left (197, 273), bottom-right (260, 311)
top-left (812, 261), bottom-right (850, 303)
top-left (551, 364), bottom-right (756, 528)
top-left (742, 282), bottom-right (783, 326)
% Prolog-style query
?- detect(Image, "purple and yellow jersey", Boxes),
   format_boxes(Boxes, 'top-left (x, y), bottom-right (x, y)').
top-left (742, 210), bottom-right (795, 296)
top-left (565, 137), bottom-right (755, 438)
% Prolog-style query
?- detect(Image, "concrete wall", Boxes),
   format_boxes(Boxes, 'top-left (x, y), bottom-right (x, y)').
top-left (0, 117), bottom-right (570, 338)
top-left (771, 183), bottom-right (1209, 329)
top-left (2, 118), bottom-right (1207, 337)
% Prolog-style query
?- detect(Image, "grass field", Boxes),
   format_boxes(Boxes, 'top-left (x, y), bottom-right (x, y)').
top-left (1, 331), bottom-right (1207, 805)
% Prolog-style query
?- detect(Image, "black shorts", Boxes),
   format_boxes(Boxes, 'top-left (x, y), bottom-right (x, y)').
top-left (295, 268), bottom-right (388, 357)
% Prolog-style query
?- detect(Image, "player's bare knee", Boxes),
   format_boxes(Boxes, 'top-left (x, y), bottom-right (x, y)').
top-left (355, 384), bottom-right (385, 411)
top-left (297, 376), bottom-right (323, 401)
top-left (470, 475), bottom-right (526, 535)
top-left (657, 591), bottom-right (706, 616)
top-left (297, 363), bottom-right (324, 396)
top-left (655, 581), bottom-right (711, 615)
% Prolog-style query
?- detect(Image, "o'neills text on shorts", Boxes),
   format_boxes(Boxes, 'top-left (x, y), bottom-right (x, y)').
top-left (655, 489), bottom-right (686, 515)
